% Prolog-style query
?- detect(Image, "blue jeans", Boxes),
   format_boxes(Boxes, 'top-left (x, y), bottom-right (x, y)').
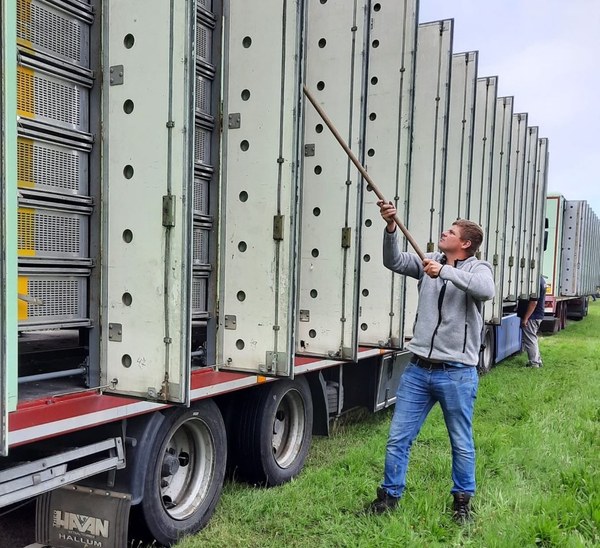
top-left (382, 362), bottom-right (479, 498)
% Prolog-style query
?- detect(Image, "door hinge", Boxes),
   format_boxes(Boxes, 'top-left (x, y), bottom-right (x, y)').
top-left (341, 227), bottom-right (351, 248)
top-left (273, 215), bottom-right (284, 241)
top-left (163, 195), bottom-right (176, 227)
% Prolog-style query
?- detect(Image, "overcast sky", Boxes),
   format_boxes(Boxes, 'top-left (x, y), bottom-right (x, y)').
top-left (418, 0), bottom-right (600, 216)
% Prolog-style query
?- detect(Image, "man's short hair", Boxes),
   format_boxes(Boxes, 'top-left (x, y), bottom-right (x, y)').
top-left (452, 219), bottom-right (483, 255)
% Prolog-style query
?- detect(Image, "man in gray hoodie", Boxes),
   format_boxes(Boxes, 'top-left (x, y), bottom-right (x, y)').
top-left (366, 201), bottom-right (495, 522)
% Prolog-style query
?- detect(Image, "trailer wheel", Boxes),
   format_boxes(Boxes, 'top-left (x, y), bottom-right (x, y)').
top-left (137, 400), bottom-right (226, 546)
top-left (478, 326), bottom-right (495, 375)
top-left (233, 377), bottom-right (313, 486)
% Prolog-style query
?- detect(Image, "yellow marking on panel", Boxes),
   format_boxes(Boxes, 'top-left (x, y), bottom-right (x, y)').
top-left (16, 0), bottom-right (32, 43)
top-left (18, 277), bottom-right (29, 321)
top-left (17, 66), bottom-right (35, 119)
top-left (18, 207), bottom-right (36, 257)
top-left (17, 138), bottom-right (35, 188)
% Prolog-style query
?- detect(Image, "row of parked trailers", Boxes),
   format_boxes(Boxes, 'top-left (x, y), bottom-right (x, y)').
top-left (1, 0), bottom-right (599, 546)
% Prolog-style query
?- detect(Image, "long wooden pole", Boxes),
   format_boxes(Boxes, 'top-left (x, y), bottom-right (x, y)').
top-left (302, 85), bottom-right (425, 260)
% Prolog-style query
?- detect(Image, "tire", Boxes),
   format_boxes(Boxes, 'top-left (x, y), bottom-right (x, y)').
top-left (137, 399), bottom-right (226, 546)
top-left (233, 377), bottom-right (313, 486)
top-left (477, 325), bottom-right (495, 375)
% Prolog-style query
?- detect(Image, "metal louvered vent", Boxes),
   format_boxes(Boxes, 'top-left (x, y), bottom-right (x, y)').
top-left (27, 279), bottom-right (82, 318)
top-left (196, 24), bottom-right (212, 63)
top-left (193, 177), bottom-right (209, 216)
top-left (196, 75), bottom-right (211, 116)
top-left (18, 138), bottom-right (86, 194)
top-left (35, 74), bottom-right (81, 126)
top-left (26, 1), bottom-right (84, 65)
top-left (192, 276), bottom-right (208, 313)
top-left (18, 208), bottom-right (88, 258)
top-left (192, 226), bottom-right (210, 265)
top-left (194, 127), bottom-right (211, 164)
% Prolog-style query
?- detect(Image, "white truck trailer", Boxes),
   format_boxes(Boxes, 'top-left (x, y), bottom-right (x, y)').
top-left (542, 194), bottom-right (600, 332)
top-left (0, 0), bottom-right (595, 546)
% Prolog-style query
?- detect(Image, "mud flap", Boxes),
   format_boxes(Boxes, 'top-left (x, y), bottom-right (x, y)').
top-left (36, 485), bottom-right (131, 548)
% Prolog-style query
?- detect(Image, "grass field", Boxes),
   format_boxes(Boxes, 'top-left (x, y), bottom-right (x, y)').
top-left (178, 302), bottom-right (600, 547)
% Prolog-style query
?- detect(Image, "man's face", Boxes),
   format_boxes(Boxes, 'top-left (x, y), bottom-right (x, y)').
top-left (439, 225), bottom-right (469, 253)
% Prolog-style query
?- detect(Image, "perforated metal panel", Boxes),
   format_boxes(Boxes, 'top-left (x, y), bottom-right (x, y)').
top-left (196, 20), bottom-right (213, 65)
top-left (404, 20), bottom-right (452, 336)
top-left (358, 0), bottom-right (417, 349)
top-left (194, 125), bottom-right (212, 166)
top-left (17, 65), bottom-right (89, 132)
top-left (191, 273), bottom-right (209, 318)
top-left (193, 175), bottom-right (209, 217)
top-left (17, 136), bottom-right (88, 195)
top-left (297, 0), bottom-right (369, 359)
top-left (17, 202), bottom-right (90, 261)
top-left (192, 224), bottom-right (210, 266)
top-left (18, 268), bottom-right (90, 329)
top-left (218, 0), bottom-right (301, 375)
top-left (529, 137), bottom-right (548, 298)
top-left (560, 200), bottom-right (585, 296)
top-left (16, 0), bottom-right (91, 67)
top-left (195, 75), bottom-right (212, 117)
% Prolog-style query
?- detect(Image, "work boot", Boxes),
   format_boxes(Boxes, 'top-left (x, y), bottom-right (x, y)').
top-left (452, 492), bottom-right (472, 523)
top-left (365, 487), bottom-right (399, 515)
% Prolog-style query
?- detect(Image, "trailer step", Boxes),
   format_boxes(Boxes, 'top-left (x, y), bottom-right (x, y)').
top-left (0, 437), bottom-right (125, 508)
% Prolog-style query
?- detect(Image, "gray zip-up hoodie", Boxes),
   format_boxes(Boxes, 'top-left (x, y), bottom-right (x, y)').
top-left (384, 229), bottom-right (495, 366)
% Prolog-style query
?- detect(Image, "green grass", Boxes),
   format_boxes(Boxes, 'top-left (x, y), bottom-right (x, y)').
top-left (178, 303), bottom-right (600, 547)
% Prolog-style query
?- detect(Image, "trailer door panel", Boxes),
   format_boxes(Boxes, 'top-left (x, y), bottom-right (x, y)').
top-left (487, 97), bottom-right (513, 323)
top-left (358, 0), bottom-right (418, 349)
top-left (296, 0), bottom-right (368, 359)
top-left (101, 0), bottom-right (194, 402)
top-left (404, 20), bottom-right (453, 337)
top-left (1, 0), bottom-right (19, 454)
top-left (217, 0), bottom-right (302, 376)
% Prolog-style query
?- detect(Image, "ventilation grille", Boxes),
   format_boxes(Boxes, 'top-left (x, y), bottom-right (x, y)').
top-left (18, 137), bottom-right (87, 195)
top-left (193, 177), bottom-right (209, 216)
top-left (191, 276), bottom-right (208, 314)
top-left (196, 23), bottom-right (212, 63)
top-left (18, 207), bottom-right (87, 258)
top-left (192, 226), bottom-right (210, 265)
top-left (196, 75), bottom-right (212, 116)
top-left (194, 127), bottom-right (211, 164)
top-left (20, 275), bottom-right (87, 322)
top-left (17, 67), bottom-right (86, 130)
top-left (17, 0), bottom-right (88, 66)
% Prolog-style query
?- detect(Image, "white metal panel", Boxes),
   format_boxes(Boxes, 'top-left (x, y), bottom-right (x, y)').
top-left (543, 194), bottom-right (564, 297)
top-left (530, 137), bottom-right (548, 297)
top-left (218, 1), bottom-right (302, 374)
top-left (101, 0), bottom-right (194, 402)
top-left (297, 0), bottom-right (368, 359)
top-left (485, 96), bottom-right (513, 323)
top-left (560, 200), bottom-right (585, 296)
top-left (503, 112), bottom-right (528, 302)
top-left (404, 20), bottom-right (453, 337)
top-left (442, 51), bottom-right (477, 229)
top-left (358, 0), bottom-right (417, 349)
top-left (468, 77), bottom-right (497, 232)
top-left (1, 0), bottom-right (19, 454)
top-left (517, 126), bottom-right (539, 299)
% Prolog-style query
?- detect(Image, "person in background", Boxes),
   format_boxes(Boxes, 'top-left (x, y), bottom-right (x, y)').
top-left (365, 201), bottom-right (495, 523)
top-left (518, 276), bottom-right (547, 368)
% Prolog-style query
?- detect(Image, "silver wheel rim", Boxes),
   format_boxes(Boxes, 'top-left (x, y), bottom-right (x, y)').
top-left (159, 417), bottom-right (215, 520)
top-left (272, 389), bottom-right (305, 469)
top-left (482, 329), bottom-right (493, 370)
